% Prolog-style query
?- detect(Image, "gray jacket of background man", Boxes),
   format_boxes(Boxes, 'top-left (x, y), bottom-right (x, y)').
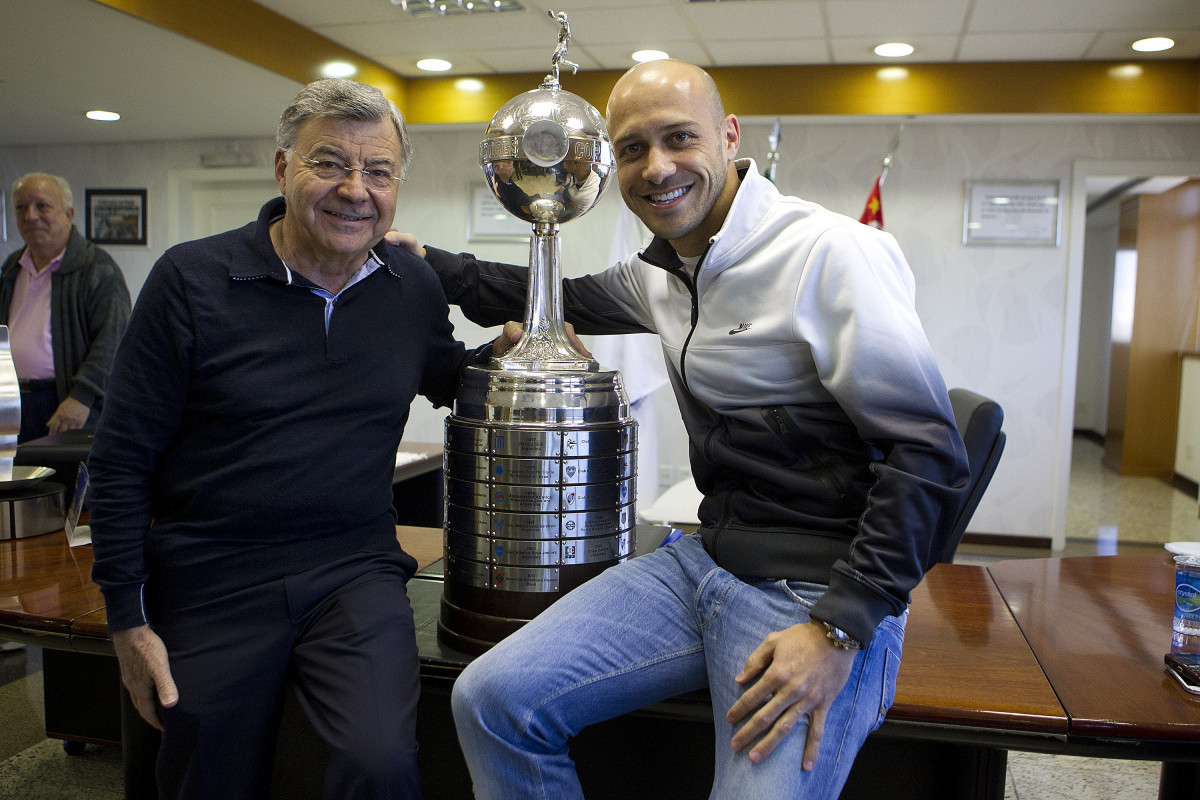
top-left (0, 225), bottom-right (132, 418)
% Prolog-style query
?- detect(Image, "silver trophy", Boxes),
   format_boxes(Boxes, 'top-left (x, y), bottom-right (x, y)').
top-left (440, 11), bottom-right (637, 653)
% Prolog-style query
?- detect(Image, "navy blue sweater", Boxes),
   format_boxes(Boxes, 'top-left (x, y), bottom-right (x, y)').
top-left (89, 198), bottom-right (481, 632)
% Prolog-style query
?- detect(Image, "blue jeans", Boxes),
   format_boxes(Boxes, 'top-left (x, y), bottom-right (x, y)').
top-left (451, 534), bottom-right (905, 799)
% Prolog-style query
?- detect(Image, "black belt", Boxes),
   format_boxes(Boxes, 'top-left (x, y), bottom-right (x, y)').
top-left (18, 379), bottom-right (55, 393)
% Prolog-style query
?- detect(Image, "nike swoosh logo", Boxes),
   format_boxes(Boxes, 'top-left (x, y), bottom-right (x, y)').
top-left (728, 323), bottom-right (752, 335)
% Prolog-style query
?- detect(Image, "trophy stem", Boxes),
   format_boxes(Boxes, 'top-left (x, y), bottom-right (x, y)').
top-left (494, 224), bottom-right (596, 371)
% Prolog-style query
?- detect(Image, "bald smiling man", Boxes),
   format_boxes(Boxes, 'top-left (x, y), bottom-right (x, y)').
top-left (407, 60), bottom-right (970, 799)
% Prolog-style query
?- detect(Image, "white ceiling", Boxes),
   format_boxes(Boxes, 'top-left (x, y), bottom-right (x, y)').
top-left (267, 0), bottom-right (1200, 75)
top-left (0, 0), bottom-right (1199, 147)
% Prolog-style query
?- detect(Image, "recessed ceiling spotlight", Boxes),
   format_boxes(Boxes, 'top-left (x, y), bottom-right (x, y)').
top-left (1131, 37), bottom-right (1174, 53)
top-left (85, 110), bottom-right (121, 121)
top-left (632, 49), bottom-right (669, 63)
top-left (874, 42), bottom-right (914, 58)
top-left (417, 58), bottom-right (453, 72)
top-left (1108, 64), bottom-right (1144, 80)
top-left (455, 78), bottom-right (485, 92)
top-left (321, 61), bottom-right (357, 79)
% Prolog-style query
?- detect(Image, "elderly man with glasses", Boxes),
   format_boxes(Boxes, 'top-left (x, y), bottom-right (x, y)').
top-left (87, 79), bottom-right (493, 800)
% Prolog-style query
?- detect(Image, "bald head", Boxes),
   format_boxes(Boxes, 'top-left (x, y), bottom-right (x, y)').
top-left (607, 60), bottom-right (725, 129)
top-left (603, 59), bottom-right (741, 257)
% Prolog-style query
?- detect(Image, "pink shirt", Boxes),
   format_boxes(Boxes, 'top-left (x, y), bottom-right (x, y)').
top-left (9, 247), bottom-right (61, 380)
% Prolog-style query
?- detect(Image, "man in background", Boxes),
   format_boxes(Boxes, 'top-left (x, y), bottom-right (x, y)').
top-left (2, 172), bottom-right (130, 441)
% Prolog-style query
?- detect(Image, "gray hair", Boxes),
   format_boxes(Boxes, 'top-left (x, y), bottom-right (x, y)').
top-left (277, 79), bottom-right (413, 180)
top-left (12, 172), bottom-right (74, 210)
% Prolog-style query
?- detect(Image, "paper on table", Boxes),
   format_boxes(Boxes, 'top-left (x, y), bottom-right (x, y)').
top-left (64, 464), bottom-right (91, 547)
top-left (395, 450), bottom-right (425, 467)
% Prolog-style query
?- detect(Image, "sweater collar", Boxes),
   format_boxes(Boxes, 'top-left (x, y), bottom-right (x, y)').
top-left (234, 196), bottom-right (401, 284)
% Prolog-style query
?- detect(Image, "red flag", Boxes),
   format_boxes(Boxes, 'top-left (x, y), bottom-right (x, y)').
top-left (859, 174), bottom-right (884, 229)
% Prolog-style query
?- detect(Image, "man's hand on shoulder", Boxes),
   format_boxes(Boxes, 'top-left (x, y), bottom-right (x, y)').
top-left (384, 231), bottom-right (425, 259)
top-left (725, 620), bottom-right (857, 770)
top-left (112, 624), bottom-right (179, 731)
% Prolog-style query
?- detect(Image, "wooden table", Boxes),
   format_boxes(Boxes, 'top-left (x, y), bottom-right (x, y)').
top-left (990, 554), bottom-right (1200, 797)
top-left (4, 528), bottom-right (1198, 800)
top-left (0, 528), bottom-right (105, 645)
top-left (0, 524), bottom-right (446, 650)
top-left (0, 442), bottom-right (445, 775)
top-left (835, 559), bottom-right (1070, 800)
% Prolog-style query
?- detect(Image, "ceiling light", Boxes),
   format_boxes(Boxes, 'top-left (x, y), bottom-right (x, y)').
top-left (632, 49), bottom-right (669, 63)
top-left (1108, 64), bottom-right (1144, 80)
top-left (874, 42), bottom-right (914, 58)
top-left (1131, 37), bottom-right (1174, 53)
top-left (86, 110), bottom-right (120, 121)
top-left (455, 78), bottom-right (485, 92)
top-left (321, 61), bottom-right (357, 79)
top-left (391, 0), bottom-right (523, 16)
top-left (417, 58), bottom-right (453, 72)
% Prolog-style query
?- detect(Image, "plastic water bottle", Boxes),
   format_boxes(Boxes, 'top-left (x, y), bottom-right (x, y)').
top-left (1175, 555), bottom-right (1200, 635)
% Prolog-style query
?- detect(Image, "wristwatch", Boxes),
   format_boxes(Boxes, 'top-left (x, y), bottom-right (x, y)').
top-left (821, 621), bottom-right (863, 650)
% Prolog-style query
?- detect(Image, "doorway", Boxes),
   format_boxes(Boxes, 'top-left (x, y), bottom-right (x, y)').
top-left (166, 167), bottom-right (279, 246)
top-left (1058, 160), bottom-right (1200, 550)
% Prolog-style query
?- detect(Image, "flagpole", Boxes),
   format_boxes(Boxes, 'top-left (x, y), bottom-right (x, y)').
top-left (764, 118), bottom-right (781, 182)
top-left (877, 124), bottom-right (904, 188)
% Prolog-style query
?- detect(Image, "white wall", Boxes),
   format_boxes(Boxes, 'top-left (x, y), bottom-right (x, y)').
top-left (5, 116), bottom-right (1200, 544)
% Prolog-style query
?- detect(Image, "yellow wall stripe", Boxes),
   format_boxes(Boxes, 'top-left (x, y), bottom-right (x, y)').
top-left (406, 61), bottom-right (1200, 124)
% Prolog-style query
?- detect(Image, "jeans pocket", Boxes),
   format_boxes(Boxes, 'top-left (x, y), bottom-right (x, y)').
top-left (777, 579), bottom-right (823, 611)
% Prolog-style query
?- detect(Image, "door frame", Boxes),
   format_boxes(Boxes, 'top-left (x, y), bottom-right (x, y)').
top-left (166, 166), bottom-right (278, 247)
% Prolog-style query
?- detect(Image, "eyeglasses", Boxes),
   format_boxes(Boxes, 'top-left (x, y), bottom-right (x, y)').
top-left (295, 154), bottom-right (404, 190)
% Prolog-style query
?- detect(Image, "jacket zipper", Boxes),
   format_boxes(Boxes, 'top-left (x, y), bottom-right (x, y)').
top-left (640, 240), bottom-right (712, 392)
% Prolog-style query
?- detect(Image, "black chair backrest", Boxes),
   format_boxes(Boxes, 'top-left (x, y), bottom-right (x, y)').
top-left (941, 388), bottom-right (1006, 563)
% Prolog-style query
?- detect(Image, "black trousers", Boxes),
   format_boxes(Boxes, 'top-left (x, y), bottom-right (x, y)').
top-left (149, 545), bottom-right (423, 800)
top-left (18, 385), bottom-right (57, 443)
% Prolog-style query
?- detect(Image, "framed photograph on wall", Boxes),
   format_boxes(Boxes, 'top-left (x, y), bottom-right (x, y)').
top-left (963, 180), bottom-right (1061, 247)
top-left (85, 188), bottom-right (147, 245)
top-left (468, 185), bottom-right (531, 242)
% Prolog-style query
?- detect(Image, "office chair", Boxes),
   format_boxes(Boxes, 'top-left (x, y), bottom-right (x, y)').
top-left (940, 388), bottom-right (1007, 563)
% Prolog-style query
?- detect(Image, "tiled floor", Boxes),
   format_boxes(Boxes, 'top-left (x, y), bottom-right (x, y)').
top-left (0, 434), bottom-right (1196, 798)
